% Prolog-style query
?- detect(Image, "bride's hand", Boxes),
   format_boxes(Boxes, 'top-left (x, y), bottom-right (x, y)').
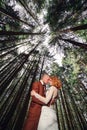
top-left (31, 90), bottom-right (36, 96)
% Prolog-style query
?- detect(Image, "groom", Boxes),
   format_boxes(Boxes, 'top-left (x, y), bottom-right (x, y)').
top-left (23, 72), bottom-right (50, 130)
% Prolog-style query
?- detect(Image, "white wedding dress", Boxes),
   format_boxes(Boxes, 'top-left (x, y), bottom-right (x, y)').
top-left (37, 87), bottom-right (58, 130)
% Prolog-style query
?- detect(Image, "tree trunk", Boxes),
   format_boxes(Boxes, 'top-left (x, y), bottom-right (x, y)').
top-left (0, 7), bottom-right (34, 28)
top-left (0, 31), bottom-right (45, 35)
top-left (18, 0), bottom-right (39, 25)
top-left (59, 24), bottom-right (87, 32)
top-left (60, 38), bottom-right (87, 50)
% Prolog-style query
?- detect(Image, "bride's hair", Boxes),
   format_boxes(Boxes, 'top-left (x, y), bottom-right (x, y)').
top-left (51, 76), bottom-right (62, 89)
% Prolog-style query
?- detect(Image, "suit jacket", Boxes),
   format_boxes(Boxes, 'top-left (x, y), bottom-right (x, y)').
top-left (29, 81), bottom-right (45, 115)
top-left (23, 81), bottom-right (45, 130)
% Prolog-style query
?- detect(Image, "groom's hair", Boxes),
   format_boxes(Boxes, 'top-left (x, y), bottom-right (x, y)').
top-left (41, 71), bottom-right (49, 78)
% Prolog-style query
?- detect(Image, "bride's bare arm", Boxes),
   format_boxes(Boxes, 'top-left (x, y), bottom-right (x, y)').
top-left (31, 87), bottom-right (54, 104)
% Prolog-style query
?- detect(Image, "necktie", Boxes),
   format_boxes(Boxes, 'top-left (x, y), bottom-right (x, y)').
top-left (43, 85), bottom-right (46, 96)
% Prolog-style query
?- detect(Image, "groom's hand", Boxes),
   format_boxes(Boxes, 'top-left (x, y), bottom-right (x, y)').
top-left (51, 99), bottom-right (56, 104)
top-left (50, 95), bottom-right (58, 104)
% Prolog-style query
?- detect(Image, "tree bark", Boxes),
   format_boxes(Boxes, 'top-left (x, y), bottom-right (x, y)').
top-left (60, 38), bottom-right (87, 50)
top-left (0, 31), bottom-right (45, 35)
top-left (59, 24), bottom-right (87, 32)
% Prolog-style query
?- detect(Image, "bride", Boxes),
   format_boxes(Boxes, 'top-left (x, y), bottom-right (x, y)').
top-left (31, 76), bottom-right (62, 130)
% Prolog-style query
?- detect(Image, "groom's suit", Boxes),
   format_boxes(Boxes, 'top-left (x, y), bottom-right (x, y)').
top-left (23, 81), bottom-right (46, 130)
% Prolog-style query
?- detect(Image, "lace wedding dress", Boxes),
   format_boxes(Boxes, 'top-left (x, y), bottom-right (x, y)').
top-left (37, 105), bottom-right (58, 130)
top-left (37, 88), bottom-right (58, 130)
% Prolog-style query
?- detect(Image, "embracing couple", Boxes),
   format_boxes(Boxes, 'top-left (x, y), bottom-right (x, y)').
top-left (23, 72), bottom-right (62, 130)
